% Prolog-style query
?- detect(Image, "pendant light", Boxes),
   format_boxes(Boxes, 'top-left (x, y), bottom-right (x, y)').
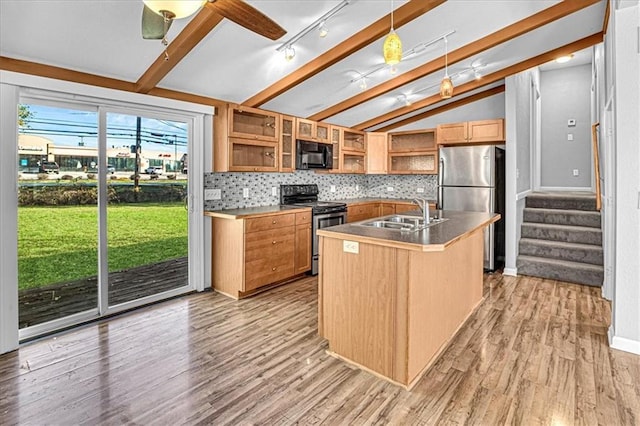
top-left (440, 37), bottom-right (454, 99)
top-left (383, 0), bottom-right (402, 65)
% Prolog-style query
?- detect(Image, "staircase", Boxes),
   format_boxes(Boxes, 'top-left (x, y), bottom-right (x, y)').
top-left (517, 192), bottom-right (603, 286)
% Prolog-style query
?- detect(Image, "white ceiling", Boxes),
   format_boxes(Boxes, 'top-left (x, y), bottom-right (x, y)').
top-left (0, 0), bottom-right (606, 130)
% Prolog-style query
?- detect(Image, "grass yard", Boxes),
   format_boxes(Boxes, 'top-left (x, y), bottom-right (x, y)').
top-left (18, 203), bottom-right (187, 290)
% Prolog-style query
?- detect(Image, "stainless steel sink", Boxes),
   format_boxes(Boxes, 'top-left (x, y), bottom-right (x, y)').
top-left (358, 215), bottom-right (448, 232)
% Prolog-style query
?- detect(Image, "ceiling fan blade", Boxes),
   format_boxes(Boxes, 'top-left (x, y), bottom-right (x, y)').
top-left (206, 0), bottom-right (286, 40)
top-left (142, 4), bottom-right (173, 40)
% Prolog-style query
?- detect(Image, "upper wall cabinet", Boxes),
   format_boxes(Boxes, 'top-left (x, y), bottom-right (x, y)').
top-left (366, 132), bottom-right (388, 175)
top-left (296, 118), bottom-right (330, 144)
top-left (387, 129), bottom-right (438, 175)
top-left (228, 104), bottom-right (279, 142)
top-left (436, 119), bottom-right (504, 145)
top-left (279, 115), bottom-right (295, 173)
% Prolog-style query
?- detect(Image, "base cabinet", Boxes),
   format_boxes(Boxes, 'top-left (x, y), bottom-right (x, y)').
top-left (211, 209), bottom-right (311, 298)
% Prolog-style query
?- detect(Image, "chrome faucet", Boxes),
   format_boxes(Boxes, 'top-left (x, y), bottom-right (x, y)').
top-left (413, 198), bottom-right (430, 224)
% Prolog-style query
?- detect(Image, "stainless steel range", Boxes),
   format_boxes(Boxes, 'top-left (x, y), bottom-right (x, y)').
top-left (280, 184), bottom-right (347, 275)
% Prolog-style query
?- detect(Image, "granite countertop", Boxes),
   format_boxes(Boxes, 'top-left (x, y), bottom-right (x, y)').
top-left (204, 205), bottom-right (311, 219)
top-left (316, 210), bottom-right (500, 252)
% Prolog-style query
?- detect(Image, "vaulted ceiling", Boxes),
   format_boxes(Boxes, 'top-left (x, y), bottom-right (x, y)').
top-left (0, 0), bottom-right (607, 131)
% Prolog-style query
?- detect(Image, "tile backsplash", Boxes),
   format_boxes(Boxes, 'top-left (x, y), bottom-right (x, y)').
top-left (203, 171), bottom-right (437, 210)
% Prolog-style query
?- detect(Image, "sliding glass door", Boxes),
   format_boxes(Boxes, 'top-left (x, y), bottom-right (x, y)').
top-left (17, 100), bottom-right (194, 338)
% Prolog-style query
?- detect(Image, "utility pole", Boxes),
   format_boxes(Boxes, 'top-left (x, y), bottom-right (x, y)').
top-left (134, 116), bottom-right (141, 191)
top-left (173, 134), bottom-right (178, 179)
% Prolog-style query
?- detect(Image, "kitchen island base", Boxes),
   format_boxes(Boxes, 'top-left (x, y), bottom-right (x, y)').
top-left (318, 227), bottom-right (485, 388)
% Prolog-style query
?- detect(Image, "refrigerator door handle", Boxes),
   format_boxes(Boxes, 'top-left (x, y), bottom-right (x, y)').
top-left (438, 157), bottom-right (444, 209)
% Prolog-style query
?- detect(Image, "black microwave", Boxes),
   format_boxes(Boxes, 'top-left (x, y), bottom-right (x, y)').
top-left (296, 140), bottom-right (333, 170)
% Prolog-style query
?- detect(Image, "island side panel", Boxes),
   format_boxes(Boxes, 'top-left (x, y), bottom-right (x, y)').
top-left (406, 229), bottom-right (484, 383)
top-left (320, 237), bottom-right (397, 379)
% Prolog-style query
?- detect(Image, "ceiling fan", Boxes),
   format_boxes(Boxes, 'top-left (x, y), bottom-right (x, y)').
top-left (141, 0), bottom-right (286, 41)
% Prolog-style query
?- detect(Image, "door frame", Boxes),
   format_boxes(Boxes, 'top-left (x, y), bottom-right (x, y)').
top-left (0, 71), bottom-right (212, 351)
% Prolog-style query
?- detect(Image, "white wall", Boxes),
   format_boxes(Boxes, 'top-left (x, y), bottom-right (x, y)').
top-left (539, 64), bottom-right (593, 189)
top-left (609, 2), bottom-right (640, 355)
top-left (393, 92), bottom-right (505, 131)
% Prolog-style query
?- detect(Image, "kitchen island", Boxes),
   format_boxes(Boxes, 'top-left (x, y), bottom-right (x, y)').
top-left (317, 210), bottom-right (499, 389)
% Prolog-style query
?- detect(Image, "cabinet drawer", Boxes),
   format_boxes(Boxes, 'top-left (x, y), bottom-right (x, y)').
top-left (295, 211), bottom-right (312, 225)
top-left (245, 229), bottom-right (295, 262)
top-left (245, 254), bottom-right (295, 291)
top-left (245, 213), bottom-right (295, 233)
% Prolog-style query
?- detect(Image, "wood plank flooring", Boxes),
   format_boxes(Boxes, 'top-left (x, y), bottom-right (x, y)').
top-left (1, 273), bottom-right (638, 425)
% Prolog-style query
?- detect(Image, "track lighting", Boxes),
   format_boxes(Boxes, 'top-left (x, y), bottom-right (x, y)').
top-left (318, 21), bottom-right (329, 38)
top-left (398, 94), bottom-right (411, 107)
top-left (358, 78), bottom-right (368, 90)
top-left (474, 69), bottom-right (482, 80)
top-left (284, 45), bottom-right (295, 61)
top-left (276, 0), bottom-right (350, 61)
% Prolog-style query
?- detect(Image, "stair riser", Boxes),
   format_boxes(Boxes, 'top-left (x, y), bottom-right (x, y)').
top-left (523, 209), bottom-right (601, 228)
top-left (521, 225), bottom-right (602, 245)
top-left (519, 241), bottom-right (603, 265)
top-left (517, 259), bottom-right (603, 287)
top-left (525, 197), bottom-right (596, 211)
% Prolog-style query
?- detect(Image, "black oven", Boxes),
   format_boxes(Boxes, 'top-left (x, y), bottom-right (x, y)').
top-left (296, 140), bottom-right (333, 170)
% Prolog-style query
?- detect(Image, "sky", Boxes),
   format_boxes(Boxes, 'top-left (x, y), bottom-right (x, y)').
top-left (20, 104), bottom-right (188, 154)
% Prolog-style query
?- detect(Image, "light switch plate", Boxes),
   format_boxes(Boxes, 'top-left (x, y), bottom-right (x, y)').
top-left (568, 133), bottom-right (574, 141)
top-left (573, 169), bottom-right (579, 176)
top-left (330, 185), bottom-right (336, 192)
top-left (568, 119), bottom-right (576, 126)
top-left (271, 187), bottom-right (277, 197)
top-left (343, 240), bottom-right (359, 254)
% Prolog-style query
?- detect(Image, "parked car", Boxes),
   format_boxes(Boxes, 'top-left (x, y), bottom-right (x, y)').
top-left (145, 166), bottom-right (163, 175)
top-left (39, 161), bottom-right (60, 174)
top-left (106, 164), bottom-right (116, 174)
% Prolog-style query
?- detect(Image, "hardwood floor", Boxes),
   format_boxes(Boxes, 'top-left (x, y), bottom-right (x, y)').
top-left (1, 273), bottom-right (638, 425)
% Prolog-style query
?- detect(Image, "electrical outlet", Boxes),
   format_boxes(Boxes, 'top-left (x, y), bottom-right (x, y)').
top-left (243, 188), bottom-right (249, 198)
top-left (567, 133), bottom-right (574, 141)
top-left (343, 240), bottom-right (359, 254)
top-left (271, 187), bottom-right (277, 197)
top-left (355, 184), bottom-right (359, 191)
top-left (330, 185), bottom-right (336, 192)
top-left (387, 186), bottom-right (394, 192)
top-left (416, 187), bottom-right (425, 193)
top-left (568, 119), bottom-right (576, 126)
top-left (204, 188), bottom-right (221, 200)
top-left (573, 169), bottom-right (579, 176)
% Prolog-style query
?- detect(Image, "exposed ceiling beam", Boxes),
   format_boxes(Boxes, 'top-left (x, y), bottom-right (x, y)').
top-left (243, 0), bottom-right (446, 108)
top-left (309, 0), bottom-right (602, 122)
top-left (0, 56), bottom-right (136, 92)
top-left (602, 0), bottom-right (610, 34)
top-left (136, 7), bottom-right (224, 94)
top-left (354, 32), bottom-right (604, 131)
top-left (375, 85), bottom-right (505, 132)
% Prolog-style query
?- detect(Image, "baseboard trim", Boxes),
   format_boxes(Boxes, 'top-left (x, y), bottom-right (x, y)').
top-left (503, 267), bottom-right (518, 276)
top-left (609, 328), bottom-right (640, 355)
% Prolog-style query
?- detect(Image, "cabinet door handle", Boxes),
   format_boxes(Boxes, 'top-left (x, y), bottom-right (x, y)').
top-left (272, 240), bottom-right (277, 244)
top-left (272, 220), bottom-right (277, 224)
top-left (272, 267), bottom-right (277, 271)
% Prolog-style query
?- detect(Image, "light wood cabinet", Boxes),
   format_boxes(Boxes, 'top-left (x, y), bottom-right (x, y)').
top-left (296, 118), bottom-right (330, 144)
top-left (347, 203), bottom-right (379, 223)
top-left (279, 115), bottom-right (295, 172)
top-left (343, 129), bottom-right (366, 152)
top-left (228, 104), bottom-right (279, 142)
top-left (294, 211), bottom-right (312, 274)
top-left (436, 119), bottom-right (504, 145)
top-left (366, 132), bottom-right (388, 174)
top-left (387, 129), bottom-right (438, 175)
top-left (211, 209), bottom-right (311, 299)
top-left (229, 138), bottom-right (279, 172)
top-left (328, 126), bottom-right (366, 174)
top-left (379, 203), bottom-right (396, 216)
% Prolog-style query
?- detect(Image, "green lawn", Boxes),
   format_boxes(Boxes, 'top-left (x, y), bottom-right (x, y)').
top-left (18, 203), bottom-right (187, 290)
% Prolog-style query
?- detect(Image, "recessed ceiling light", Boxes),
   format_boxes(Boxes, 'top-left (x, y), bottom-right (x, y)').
top-left (555, 54), bottom-right (574, 64)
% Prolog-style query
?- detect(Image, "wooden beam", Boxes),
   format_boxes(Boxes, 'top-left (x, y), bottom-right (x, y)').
top-left (0, 56), bottom-right (224, 108)
top-left (375, 85), bottom-right (505, 132)
top-left (0, 56), bottom-right (136, 92)
top-left (135, 7), bottom-right (224, 94)
top-left (602, 0), bottom-right (610, 34)
top-left (354, 32), bottom-right (604, 130)
top-left (309, 0), bottom-right (602, 122)
top-left (242, 0), bottom-right (446, 108)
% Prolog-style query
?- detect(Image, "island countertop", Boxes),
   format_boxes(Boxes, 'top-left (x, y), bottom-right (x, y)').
top-left (316, 210), bottom-right (500, 252)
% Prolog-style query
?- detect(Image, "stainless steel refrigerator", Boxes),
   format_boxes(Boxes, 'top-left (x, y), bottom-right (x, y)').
top-left (438, 145), bottom-right (505, 270)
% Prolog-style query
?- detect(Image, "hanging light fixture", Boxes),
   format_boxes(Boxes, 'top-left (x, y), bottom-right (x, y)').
top-left (143, 1), bottom-right (205, 19)
top-left (440, 37), bottom-right (453, 99)
top-left (383, 0), bottom-right (402, 65)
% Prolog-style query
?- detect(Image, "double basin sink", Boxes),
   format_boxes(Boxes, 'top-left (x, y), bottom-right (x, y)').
top-left (358, 214), bottom-right (448, 232)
